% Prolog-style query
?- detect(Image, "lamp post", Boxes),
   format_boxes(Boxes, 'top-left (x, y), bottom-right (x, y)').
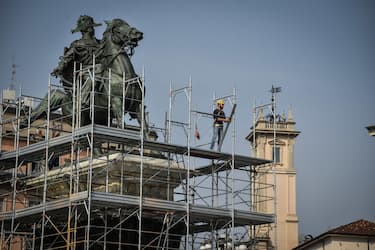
top-left (366, 125), bottom-right (375, 137)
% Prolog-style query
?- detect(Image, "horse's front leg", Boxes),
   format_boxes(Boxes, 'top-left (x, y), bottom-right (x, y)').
top-left (136, 103), bottom-right (149, 140)
top-left (111, 96), bottom-right (124, 128)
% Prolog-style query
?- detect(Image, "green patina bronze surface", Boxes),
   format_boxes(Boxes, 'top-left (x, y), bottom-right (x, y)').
top-left (30, 15), bottom-right (145, 129)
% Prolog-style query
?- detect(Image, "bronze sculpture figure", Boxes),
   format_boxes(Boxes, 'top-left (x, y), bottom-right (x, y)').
top-left (28, 16), bottom-right (145, 130)
top-left (52, 15), bottom-right (102, 83)
top-left (30, 16), bottom-right (101, 127)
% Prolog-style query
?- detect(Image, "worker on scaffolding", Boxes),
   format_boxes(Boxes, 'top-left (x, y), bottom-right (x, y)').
top-left (210, 99), bottom-right (230, 150)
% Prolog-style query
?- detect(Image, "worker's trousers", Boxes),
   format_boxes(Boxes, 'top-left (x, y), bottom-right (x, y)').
top-left (210, 125), bottom-right (223, 150)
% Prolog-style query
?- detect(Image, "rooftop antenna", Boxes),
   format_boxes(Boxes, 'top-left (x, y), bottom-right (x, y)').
top-left (2, 58), bottom-right (18, 103)
top-left (270, 85), bottom-right (281, 115)
top-left (10, 57), bottom-right (18, 90)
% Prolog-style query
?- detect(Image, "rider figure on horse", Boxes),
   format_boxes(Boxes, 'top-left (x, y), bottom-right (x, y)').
top-left (28, 16), bottom-right (102, 127)
top-left (52, 15), bottom-right (101, 83)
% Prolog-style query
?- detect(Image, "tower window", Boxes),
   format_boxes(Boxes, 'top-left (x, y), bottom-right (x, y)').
top-left (272, 146), bottom-right (281, 163)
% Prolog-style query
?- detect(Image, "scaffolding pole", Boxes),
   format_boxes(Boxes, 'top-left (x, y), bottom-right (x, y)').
top-left (86, 55), bottom-right (96, 250)
top-left (66, 61), bottom-right (77, 250)
top-left (271, 86), bottom-right (280, 250)
top-left (39, 76), bottom-right (51, 250)
top-left (167, 77), bottom-right (192, 249)
top-left (138, 66), bottom-right (145, 250)
top-left (9, 87), bottom-right (21, 250)
top-left (231, 87), bottom-right (236, 250)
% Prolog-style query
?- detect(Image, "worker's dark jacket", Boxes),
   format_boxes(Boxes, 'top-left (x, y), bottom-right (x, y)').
top-left (213, 109), bottom-right (226, 126)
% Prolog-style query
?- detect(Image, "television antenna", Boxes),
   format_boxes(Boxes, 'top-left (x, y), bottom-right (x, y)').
top-left (10, 57), bottom-right (19, 90)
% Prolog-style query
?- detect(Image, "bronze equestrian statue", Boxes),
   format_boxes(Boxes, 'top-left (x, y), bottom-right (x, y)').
top-left (28, 15), bottom-right (145, 129)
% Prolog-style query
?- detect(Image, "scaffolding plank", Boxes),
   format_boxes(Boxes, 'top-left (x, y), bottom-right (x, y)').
top-left (0, 191), bottom-right (273, 227)
top-left (0, 191), bottom-right (88, 221)
top-left (0, 125), bottom-right (139, 169)
top-left (194, 162), bottom-right (251, 176)
top-left (91, 192), bottom-right (274, 226)
top-left (0, 125), bottom-right (270, 170)
top-left (0, 126), bottom-right (91, 168)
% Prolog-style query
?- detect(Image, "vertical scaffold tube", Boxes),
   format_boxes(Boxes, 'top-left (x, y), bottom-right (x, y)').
top-left (108, 68), bottom-right (111, 127)
top-left (0, 91), bottom-right (3, 153)
top-left (122, 72), bottom-right (125, 130)
top-left (9, 87), bottom-right (21, 250)
top-left (186, 77), bottom-right (192, 249)
top-left (27, 99), bottom-right (31, 146)
top-left (251, 100), bottom-right (257, 246)
top-left (78, 64), bottom-right (83, 127)
top-left (168, 82), bottom-right (172, 144)
top-left (40, 76), bottom-right (51, 250)
top-left (167, 81), bottom-right (172, 202)
top-left (231, 87), bottom-right (236, 250)
top-left (67, 62), bottom-right (77, 250)
top-left (212, 91), bottom-right (217, 249)
top-left (86, 55), bottom-right (95, 250)
top-left (272, 90), bottom-right (278, 250)
top-left (118, 148), bottom-right (125, 250)
top-left (138, 67), bottom-right (145, 250)
top-left (1, 219), bottom-right (4, 249)
top-left (32, 223), bottom-right (36, 250)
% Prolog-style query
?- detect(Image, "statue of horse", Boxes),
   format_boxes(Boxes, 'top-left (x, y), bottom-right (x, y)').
top-left (96, 18), bottom-right (145, 128)
top-left (26, 18), bottom-right (146, 132)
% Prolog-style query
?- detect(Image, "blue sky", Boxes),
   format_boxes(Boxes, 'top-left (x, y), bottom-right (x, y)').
top-left (0, 0), bottom-right (374, 238)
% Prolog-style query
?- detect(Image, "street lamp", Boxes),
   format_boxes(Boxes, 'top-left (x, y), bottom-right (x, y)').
top-left (366, 125), bottom-right (375, 137)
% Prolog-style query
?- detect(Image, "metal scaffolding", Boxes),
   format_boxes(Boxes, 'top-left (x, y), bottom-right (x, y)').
top-left (0, 59), bottom-right (275, 249)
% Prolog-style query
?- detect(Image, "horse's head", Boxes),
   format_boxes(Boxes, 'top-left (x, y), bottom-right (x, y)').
top-left (104, 19), bottom-right (143, 52)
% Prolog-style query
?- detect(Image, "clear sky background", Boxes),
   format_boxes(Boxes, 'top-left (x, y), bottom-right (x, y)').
top-left (0, 0), bottom-right (374, 238)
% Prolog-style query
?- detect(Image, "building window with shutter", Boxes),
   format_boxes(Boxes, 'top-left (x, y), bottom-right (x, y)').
top-left (272, 146), bottom-right (281, 163)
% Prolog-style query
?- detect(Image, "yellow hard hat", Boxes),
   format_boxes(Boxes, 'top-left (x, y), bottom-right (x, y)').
top-left (217, 99), bottom-right (225, 105)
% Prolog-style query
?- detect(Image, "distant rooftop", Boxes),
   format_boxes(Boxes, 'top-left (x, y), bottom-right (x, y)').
top-left (327, 219), bottom-right (375, 236)
top-left (294, 219), bottom-right (375, 249)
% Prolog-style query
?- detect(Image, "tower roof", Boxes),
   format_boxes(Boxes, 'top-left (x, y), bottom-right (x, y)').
top-left (246, 108), bottom-right (300, 142)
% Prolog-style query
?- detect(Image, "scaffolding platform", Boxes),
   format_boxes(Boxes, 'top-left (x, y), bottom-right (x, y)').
top-left (0, 124), bottom-right (270, 169)
top-left (0, 191), bottom-right (273, 228)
